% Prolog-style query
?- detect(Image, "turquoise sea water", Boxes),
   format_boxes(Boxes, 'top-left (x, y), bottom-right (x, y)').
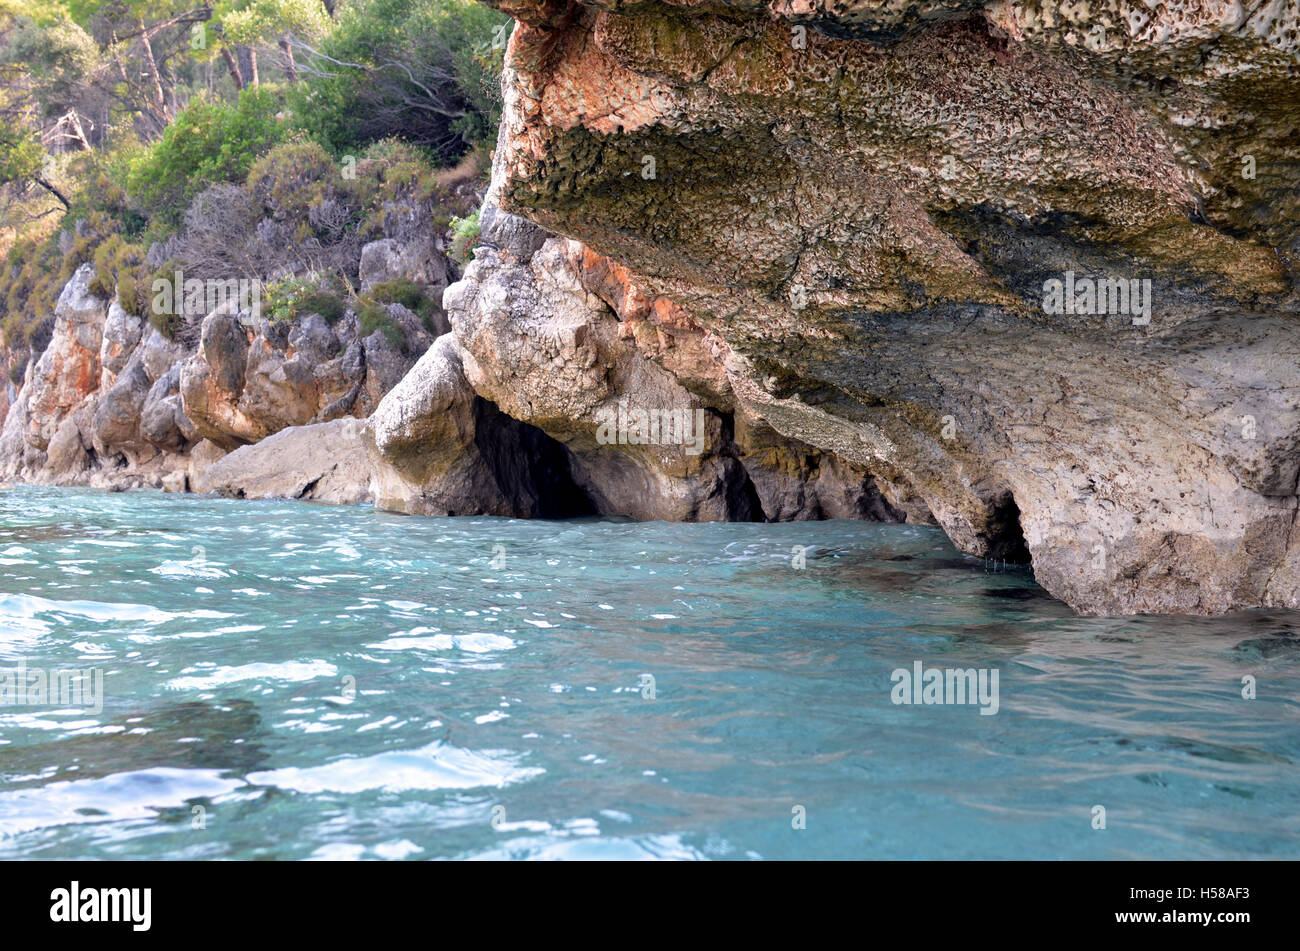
top-left (0, 486), bottom-right (1296, 860)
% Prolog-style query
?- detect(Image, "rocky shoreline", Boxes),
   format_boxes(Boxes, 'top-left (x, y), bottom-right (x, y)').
top-left (0, 203), bottom-right (905, 522)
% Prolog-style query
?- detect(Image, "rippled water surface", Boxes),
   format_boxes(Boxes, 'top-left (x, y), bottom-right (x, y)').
top-left (0, 487), bottom-right (1297, 860)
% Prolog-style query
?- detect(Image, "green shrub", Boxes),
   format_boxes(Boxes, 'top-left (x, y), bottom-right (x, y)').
top-left (144, 258), bottom-right (184, 339)
top-left (90, 234), bottom-right (144, 300)
top-left (247, 136), bottom-right (340, 221)
top-left (366, 276), bottom-right (423, 310)
top-left (368, 276), bottom-right (440, 333)
top-left (342, 138), bottom-right (446, 238)
top-left (301, 290), bottom-right (346, 324)
top-left (449, 209), bottom-right (480, 265)
top-left (265, 276), bottom-right (347, 325)
top-left (65, 139), bottom-right (147, 236)
top-left (127, 87), bottom-right (286, 229)
top-left (356, 297), bottom-right (406, 349)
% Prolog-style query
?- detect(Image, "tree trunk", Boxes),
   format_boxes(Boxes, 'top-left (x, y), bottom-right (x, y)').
top-left (220, 46), bottom-right (244, 91)
top-left (278, 38), bottom-right (298, 83)
top-left (138, 20), bottom-right (170, 120)
top-left (35, 178), bottom-right (70, 210)
top-left (237, 46), bottom-right (259, 88)
top-left (68, 111), bottom-right (91, 151)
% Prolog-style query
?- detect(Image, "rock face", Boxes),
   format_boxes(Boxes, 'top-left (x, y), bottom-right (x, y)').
top-left (440, 201), bottom-right (902, 521)
top-left (466, 0), bottom-right (1300, 615)
top-left (1, 265), bottom-right (105, 471)
top-left (179, 304), bottom-right (434, 451)
top-left (0, 236), bottom-right (448, 491)
top-left (368, 333), bottom-right (594, 517)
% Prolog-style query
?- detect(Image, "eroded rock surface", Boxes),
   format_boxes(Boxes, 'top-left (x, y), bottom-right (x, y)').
top-left (0, 236), bottom-right (450, 491)
top-left (439, 200), bottom-right (902, 522)
top-left (179, 303), bottom-right (434, 451)
top-left (369, 333), bottom-right (594, 517)
top-left (473, 0), bottom-right (1300, 614)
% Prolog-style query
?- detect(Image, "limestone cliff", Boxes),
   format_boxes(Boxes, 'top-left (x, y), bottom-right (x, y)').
top-left (427, 0), bottom-right (1300, 615)
top-left (0, 244), bottom-right (444, 499)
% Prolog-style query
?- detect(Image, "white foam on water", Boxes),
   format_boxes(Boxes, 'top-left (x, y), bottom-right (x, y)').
top-left (246, 741), bottom-right (543, 793)
top-left (166, 660), bottom-right (338, 690)
top-left (0, 767), bottom-right (245, 837)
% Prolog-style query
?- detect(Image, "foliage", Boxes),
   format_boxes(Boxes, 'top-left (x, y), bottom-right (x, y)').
top-left (65, 137), bottom-right (148, 234)
top-left (216, 0), bottom-right (330, 47)
top-left (0, 1), bottom-right (502, 357)
top-left (0, 209), bottom-right (111, 350)
top-left (0, 125), bottom-right (47, 188)
top-left (265, 275), bottom-right (345, 325)
top-left (355, 296), bottom-right (405, 349)
top-left (367, 276), bottom-right (440, 333)
top-left (90, 233), bottom-right (148, 314)
top-left (289, 0), bottom-right (509, 160)
top-left (126, 86), bottom-right (285, 228)
top-left (2, 10), bottom-right (98, 118)
top-left (247, 135), bottom-right (338, 220)
top-left (449, 209), bottom-right (480, 265)
top-left (145, 257), bottom-right (185, 338)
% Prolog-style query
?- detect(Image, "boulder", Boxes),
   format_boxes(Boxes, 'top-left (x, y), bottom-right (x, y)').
top-left (201, 417), bottom-right (375, 505)
top-left (369, 333), bottom-right (590, 517)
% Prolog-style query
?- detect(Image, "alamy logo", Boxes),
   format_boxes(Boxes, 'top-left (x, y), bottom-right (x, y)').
top-left (595, 403), bottom-right (707, 456)
top-left (50, 882), bottom-right (151, 931)
top-left (890, 661), bottom-right (999, 715)
top-left (0, 662), bottom-right (103, 713)
top-left (1042, 270), bottom-right (1151, 325)
top-left (152, 268), bottom-right (261, 319)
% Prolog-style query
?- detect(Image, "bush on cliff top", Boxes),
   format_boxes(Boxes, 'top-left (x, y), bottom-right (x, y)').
top-left (288, 0), bottom-right (509, 161)
top-left (126, 87), bottom-right (286, 231)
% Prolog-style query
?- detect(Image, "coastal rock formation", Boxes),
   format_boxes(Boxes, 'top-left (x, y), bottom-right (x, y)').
top-left (179, 299), bottom-right (434, 452)
top-left (435, 198), bottom-right (901, 521)
top-left (202, 417), bottom-right (375, 504)
top-left (4, 1), bottom-right (1297, 618)
top-left (368, 333), bottom-right (594, 517)
top-left (0, 264), bottom-right (110, 480)
top-left (467, 0), bottom-right (1300, 614)
top-left (0, 236), bottom-right (446, 490)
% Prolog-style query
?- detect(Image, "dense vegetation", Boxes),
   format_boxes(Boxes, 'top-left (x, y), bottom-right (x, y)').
top-left (0, 0), bottom-right (507, 359)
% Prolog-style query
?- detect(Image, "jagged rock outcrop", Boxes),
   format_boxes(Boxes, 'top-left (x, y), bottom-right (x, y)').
top-left (178, 300), bottom-right (434, 452)
top-left (0, 236), bottom-right (449, 492)
top-left (464, 0), bottom-right (1300, 615)
top-left (0, 264), bottom-right (114, 481)
top-left (439, 200), bottom-right (902, 521)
